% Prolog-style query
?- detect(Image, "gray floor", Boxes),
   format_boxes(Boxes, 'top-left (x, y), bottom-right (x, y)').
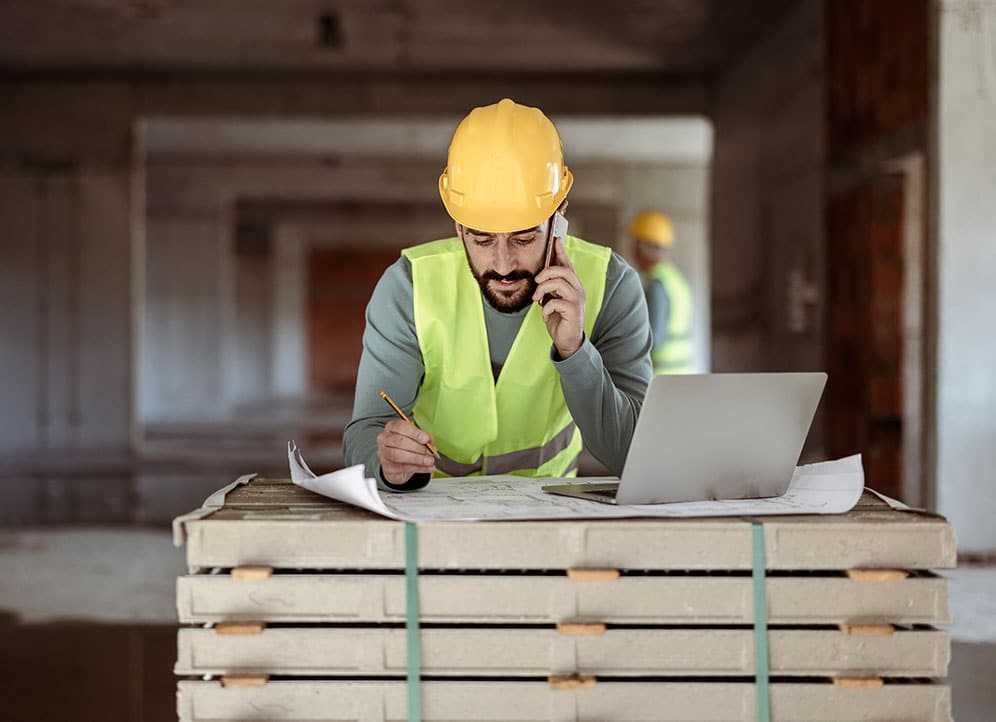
top-left (950, 642), bottom-right (996, 722)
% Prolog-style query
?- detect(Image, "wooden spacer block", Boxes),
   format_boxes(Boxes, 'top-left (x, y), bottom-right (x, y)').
top-left (833, 677), bottom-right (884, 689)
top-left (549, 675), bottom-right (597, 690)
top-left (231, 565), bottom-right (273, 581)
top-left (846, 569), bottom-right (909, 582)
top-left (556, 623), bottom-right (607, 636)
top-left (220, 674), bottom-right (269, 688)
top-left (567, 568), bottom-right (620, 582)
top-left (838, 623), bottom-right (895, 637)
top-left (215, 622), bottom-right (265, 636)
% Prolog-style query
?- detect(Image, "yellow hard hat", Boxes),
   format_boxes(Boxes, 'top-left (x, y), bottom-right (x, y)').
top-left (628, 210), bottom-right (674, 248)
top-left (439, 98), bottom-right (573, 233)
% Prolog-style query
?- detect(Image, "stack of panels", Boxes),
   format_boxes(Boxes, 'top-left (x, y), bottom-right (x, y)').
top-left (173, 477), bottom-right (956, 721)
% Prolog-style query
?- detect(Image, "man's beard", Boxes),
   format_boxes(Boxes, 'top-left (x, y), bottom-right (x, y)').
top-left (472, 268), bottom-right (538, 313)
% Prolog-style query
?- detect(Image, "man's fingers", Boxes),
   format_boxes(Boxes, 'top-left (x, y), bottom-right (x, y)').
top-left (541, 298), bottom-right (578, 323)
top-left (380, 449), bottom-right (436, 483)
top-left (382, 438), bottom-right (436, 462)
top-left (379, 429), bottom-right (435, 459)
top-left (384, 418), bottom-right (433, 445)
top-left (533, 276), bottom-right (580, 305)
top-left (385, 456), bottom-right (436, 475)
top-left (377, 421), bottom-right (437, 482)
top-left (534, 264), bottom-right (581, 288)
top-left (534, 269), bottom-right (582, 310)
top-left (382, 460), bottom-right (435, 485)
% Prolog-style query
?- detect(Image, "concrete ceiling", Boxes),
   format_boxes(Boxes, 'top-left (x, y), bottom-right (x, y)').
top-left (142, 117), bottom-right (713, 162)
top-left (0, 0), bottom-right (795, 75)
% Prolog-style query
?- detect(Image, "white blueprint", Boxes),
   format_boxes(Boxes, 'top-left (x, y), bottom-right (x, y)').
top-left (288, 442), bottom-right (864, 522)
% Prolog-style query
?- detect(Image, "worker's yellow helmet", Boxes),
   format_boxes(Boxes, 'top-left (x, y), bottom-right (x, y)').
top-left (439, 98), bottom-right (573, 233)
top-left (628, 210), bottom-right (674, 248)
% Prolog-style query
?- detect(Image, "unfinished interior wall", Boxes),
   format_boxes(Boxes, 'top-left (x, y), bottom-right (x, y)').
top-left (710, 0), bottom-right (825, 379)
top-left (0, 168), bottom-right (133, 461)
top-left (936, 0), bottom-right (996, 552)
top-left (139, 128), bottom-right (711, 421)
top-left (141, 218), bottom-right (225, 421)
top-left (271, 224), bottom-right (308, 400)
top-left (823, 0), bottom-right (931, 504)
top-left (0, 78), bottom-right (709, 475)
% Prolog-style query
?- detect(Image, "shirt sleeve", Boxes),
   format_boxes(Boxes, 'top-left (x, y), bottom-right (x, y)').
top-left (553, 252), bottom-right (653, 475)
top-left (645, 276), bottom-right (672, 347)
top-left (342, 256), bottom-right (429, 489)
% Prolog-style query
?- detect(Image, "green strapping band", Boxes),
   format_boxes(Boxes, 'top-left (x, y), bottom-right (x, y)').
top-left (752, 521), bottom-right (771, 722)
top-left (405, 521), bottom-right (422, 722)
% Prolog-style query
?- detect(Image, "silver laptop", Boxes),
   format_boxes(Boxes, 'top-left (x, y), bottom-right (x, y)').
top-left (543, 372), bottom-right (827, 505)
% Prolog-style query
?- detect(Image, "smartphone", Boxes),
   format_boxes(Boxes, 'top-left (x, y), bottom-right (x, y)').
top-left (540, 211), bottom-right (569, 306)
top-left (545, 211), bottom-right (568, 269)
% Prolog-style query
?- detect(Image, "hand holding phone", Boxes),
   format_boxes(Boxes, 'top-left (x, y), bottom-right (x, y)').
top-left (540, 211), bottom-right (568, 306)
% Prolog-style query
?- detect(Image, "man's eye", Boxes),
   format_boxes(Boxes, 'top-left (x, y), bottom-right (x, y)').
top-left (513, 236), bottom-right (536, 245)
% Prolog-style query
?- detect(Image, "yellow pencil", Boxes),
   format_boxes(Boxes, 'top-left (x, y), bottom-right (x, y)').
top-left (379, 390), bottom-right (440, 458)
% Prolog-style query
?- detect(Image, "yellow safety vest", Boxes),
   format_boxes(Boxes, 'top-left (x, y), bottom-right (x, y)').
top-left (402, 235), bottom-right (610, 477)
top-left (648, 261), bottom-right (693, 374)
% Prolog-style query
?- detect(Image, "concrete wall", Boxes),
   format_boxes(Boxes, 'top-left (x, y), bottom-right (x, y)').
top-left (271, 224), bottom-right (308, 399)
top-left (0, 168), bottom-right (133, 462)
top-left (0, 78), bottom-right (708, 471)
top-left (230, 251), bottom-right (273, 406)
top-left (711, 0), bottom-right (824, 377)
top-left (936, 0), bottom-right (996, 552)
top-left (141, 218), bottom-right (226, 421)
top-left (139, 139), bottom-right (712, 422)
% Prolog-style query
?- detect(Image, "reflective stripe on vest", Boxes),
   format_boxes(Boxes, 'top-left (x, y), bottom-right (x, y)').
top-left (435, 421), bottom-right (580, 476)
top-left (403, 235), bottom-right (610, 477)
top-left (649, 261), bottom-right (693, 375)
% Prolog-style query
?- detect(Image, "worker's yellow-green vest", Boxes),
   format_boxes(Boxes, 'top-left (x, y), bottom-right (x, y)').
top-left (648, 261), bottom-right (694, 374)
top-left (402, 236), bottom-right (610, 478)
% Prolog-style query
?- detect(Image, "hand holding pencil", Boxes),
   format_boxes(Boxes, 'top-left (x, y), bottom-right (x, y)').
top-left (376, 390), bottom-right (438, 485)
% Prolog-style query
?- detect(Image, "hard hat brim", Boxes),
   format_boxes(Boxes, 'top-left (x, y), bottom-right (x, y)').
top-left (439, 169), bottom-right (573, 233)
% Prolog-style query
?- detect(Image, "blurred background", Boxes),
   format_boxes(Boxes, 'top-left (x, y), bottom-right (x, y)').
top-left (0, 0), bottom-right (993, 719)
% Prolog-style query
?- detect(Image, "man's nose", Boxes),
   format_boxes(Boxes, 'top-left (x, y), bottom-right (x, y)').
top-left (492, 239), bottom-right (515, 275)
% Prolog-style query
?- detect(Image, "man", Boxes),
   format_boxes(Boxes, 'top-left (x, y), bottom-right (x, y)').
top-left (628, 210), bottom-right (694, 374)
top-left (343, 98), bottom-right (652, 490)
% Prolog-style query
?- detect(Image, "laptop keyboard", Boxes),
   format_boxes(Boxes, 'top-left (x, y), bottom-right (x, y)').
top-left (584, 488), bottom-right (619, 499)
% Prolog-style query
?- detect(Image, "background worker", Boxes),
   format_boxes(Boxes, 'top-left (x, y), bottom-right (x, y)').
top-left (628, 210), bottom-right (694, 374)
top-left (343, 98), bottom-right (652, 490)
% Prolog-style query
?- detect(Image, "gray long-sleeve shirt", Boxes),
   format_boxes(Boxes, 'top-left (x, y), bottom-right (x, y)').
top-left (645, 275), bottom-right (672, 346)
top-left (343, 242), bottom-right (653, 486)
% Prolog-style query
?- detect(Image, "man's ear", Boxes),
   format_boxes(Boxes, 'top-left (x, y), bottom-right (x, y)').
top-left (454, 221), bottom-right (463, 239)
top-left (557, 199), bottom-right (569, 216)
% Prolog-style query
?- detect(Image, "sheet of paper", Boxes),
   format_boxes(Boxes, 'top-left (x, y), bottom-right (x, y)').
top-left (288, 442), bottom-right (400, 519)
top-left (288, 442), bottom-right (864, 522)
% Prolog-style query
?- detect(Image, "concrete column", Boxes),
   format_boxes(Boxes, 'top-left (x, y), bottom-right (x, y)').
top-left (271, 223), bottom-right (309, 399)
top-left (935, 0), bottom-right (996, 552)
top-left (0, 172), bottom-right (42, 455)
top-left (141, 217), bottom-right (225, 421)
top-left (710, 0), bottom-right (824, 377)
top-left (0, 167), bottom-right (133, 460)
